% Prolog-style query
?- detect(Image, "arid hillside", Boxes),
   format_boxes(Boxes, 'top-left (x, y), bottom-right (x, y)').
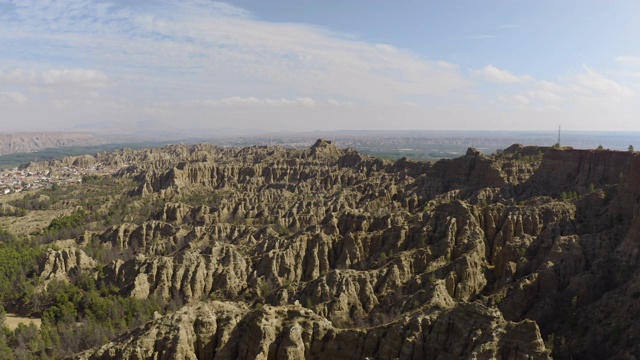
top-left (0, 132), bottom-right (105, 156)
top-left (1, 140), bottom-right (639, 359)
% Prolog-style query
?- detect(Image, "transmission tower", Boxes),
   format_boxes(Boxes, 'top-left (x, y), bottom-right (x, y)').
top-left (557, 125), bottom-right (561, 147)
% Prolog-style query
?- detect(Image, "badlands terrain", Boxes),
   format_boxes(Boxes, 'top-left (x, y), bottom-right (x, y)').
top-left (1, 139), bottom-right (640, 359)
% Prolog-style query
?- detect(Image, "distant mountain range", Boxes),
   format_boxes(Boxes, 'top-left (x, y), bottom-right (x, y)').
top-left (0, 132), bottom-right (106, 156)
top-left (0, 129), bottom-right (637, 160)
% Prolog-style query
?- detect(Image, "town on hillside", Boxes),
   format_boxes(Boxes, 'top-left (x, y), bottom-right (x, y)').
top-left (0, 163), bottom-right (124, 195)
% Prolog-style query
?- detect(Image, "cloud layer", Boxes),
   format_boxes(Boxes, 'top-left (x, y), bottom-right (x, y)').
top-left (0, 1), bottom-right (638, 132)
top-left (471, 65), bottom-right (533, 83)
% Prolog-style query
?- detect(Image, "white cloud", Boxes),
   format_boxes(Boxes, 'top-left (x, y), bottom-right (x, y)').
top-left (376, 44), bottom-right (398, 53)
top-left (41, 69), bottom-right (110, 87)
top-left (526, 90), bottom-right (564, 103)
top-left (0, 1), bottom-right (471, 107)
top-left (490, 65), bottom-right (637, 124)
top-left (0, 91), bottom-right (27, 104)
top-left (0, 1), bottom-right (639, 132)
top-left (570, 65), bottom-right (634, 99)
top-left (0, 68), bottom-right (110, 89)
top-left (611, 57), bottom-right (640, 79)
top-left (327, 99), bottom-right (353, 106)
top-left (616, 56), bottom-right (640, 68)
top-left (213, 97), bottom-right (316, 107)
top-left (471, 65), bottom-right (533, 83)
top-left (538, 80), bottom-right (565, 93)
top-left (497, 94), bottom-right (529, 107)
top-left (51, 99), bottom-right (72, 109)
top-left (0, 69), bottom-right (37, 84)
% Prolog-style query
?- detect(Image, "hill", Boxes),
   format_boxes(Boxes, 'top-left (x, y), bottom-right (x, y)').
top-left (0, 132), bottom-right (108, 156)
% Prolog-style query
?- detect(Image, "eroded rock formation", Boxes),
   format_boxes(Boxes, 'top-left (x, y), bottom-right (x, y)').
top-left (75, 301), bottom-right (548, 360)
top-left (32, 140), bottom-right (640, 359)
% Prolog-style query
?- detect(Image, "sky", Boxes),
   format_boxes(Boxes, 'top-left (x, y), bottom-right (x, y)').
top-left (1, 0), bottom-right (639, 134)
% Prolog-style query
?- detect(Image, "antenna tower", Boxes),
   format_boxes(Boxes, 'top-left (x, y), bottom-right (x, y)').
top-left (557, 125), bottom-right (561, 147)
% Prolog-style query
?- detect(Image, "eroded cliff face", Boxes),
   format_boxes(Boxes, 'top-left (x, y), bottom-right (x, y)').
top-left (39, 141), bottom-right (640, 359)
top-left (75, 301), bottom-right (547, 360)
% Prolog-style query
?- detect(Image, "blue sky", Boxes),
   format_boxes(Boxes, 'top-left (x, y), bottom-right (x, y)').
top-left (1, 0), bottom-right (639, 133)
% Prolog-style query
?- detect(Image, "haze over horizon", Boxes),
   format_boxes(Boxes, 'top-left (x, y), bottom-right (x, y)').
top-left (1, 1), bottom-right (639, 134)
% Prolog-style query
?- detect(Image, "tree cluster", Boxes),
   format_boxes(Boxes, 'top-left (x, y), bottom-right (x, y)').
top-left (0, 227), bottom-right (162, 359)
